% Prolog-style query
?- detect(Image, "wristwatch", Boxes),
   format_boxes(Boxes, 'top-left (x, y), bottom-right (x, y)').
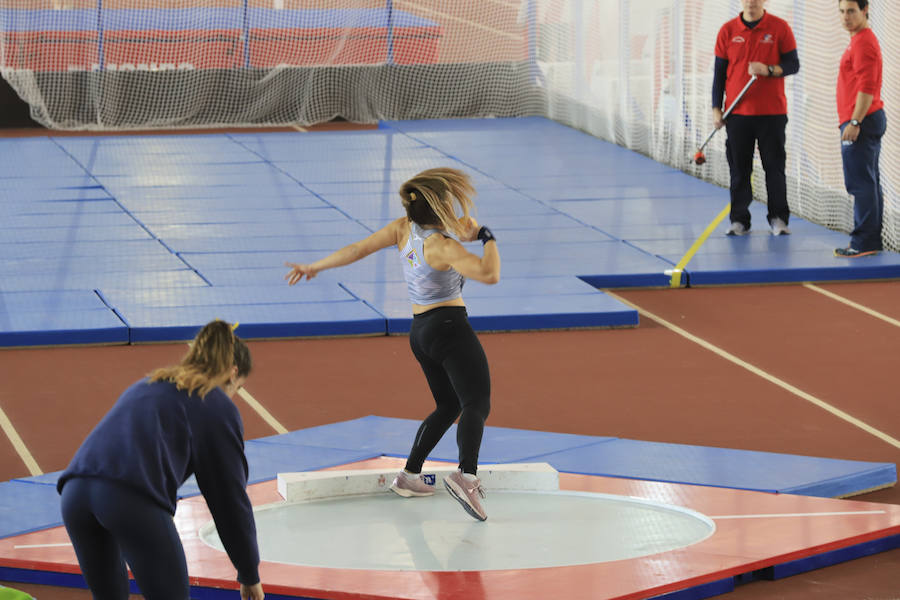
top-left (767, 65), bottom-right (775, 76)
top-left (850, 119), bottom-right (861, 127)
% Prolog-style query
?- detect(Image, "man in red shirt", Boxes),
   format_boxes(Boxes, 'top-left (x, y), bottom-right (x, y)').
top-left (834, 0), bottom-right (886, 257)
top-left (712, 0), bottom-right (799, 236)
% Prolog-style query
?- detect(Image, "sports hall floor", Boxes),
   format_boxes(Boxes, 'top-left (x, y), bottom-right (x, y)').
top-left (0, 118), bottom-right (898, 600)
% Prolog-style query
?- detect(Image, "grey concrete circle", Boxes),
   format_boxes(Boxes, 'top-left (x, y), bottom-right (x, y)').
top-left (201, 490), bottom-right (715, 571)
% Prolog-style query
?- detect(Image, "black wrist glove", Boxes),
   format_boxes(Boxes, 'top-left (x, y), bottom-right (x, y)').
top-left (477, 226), bottom-right (496, 245)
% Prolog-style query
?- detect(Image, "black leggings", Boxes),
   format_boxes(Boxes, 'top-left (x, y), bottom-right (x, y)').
top-left (60, 477), bottom-right (190, 600)
top-left (406, 306), bottom-right (491, 475)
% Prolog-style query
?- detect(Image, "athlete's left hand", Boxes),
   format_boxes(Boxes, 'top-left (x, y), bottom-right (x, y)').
top-left (285, 262), bottom-right (318, 284)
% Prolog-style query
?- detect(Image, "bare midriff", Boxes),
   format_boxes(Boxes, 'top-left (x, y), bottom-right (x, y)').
top-left (412, 297), bottom-right (466, 315)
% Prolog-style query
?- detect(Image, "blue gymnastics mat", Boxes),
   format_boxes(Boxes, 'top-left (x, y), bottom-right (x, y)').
top-left (2, 117), bottom-right (898, 346)
top-left (2, 416), bottom-right (894, 540)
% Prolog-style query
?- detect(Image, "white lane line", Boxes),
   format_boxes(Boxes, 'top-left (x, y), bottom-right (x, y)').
top-left (604, 291), bottom-right (900, 451)
top-left (712, 510), bottom-right (887, 520)
top-left (0, 404), bottom-right (42, 476)
top-left (238, 387), bottom-right (288, 435)
top-left (182, 342), bottom-right (288, 435)
top-left (804, 283), bottom-right (900, 328)
top-left (14, 543), bottom-right (72, 549)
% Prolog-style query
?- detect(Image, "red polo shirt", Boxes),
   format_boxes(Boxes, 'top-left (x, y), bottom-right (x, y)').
top-left (837, 27), bottom-right (884, 125)
top-left (714, 11), bottom-right (796, 116)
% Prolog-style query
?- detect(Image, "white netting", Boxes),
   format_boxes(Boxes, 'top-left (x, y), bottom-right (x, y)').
top-left (0, 1), bottom-right (896, 250)
top-left (535, 0), bottom-right (897, 251)
top-left (0, 1), bottom-right (545, 127)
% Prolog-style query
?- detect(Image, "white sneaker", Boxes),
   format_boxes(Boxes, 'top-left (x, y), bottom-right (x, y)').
top-left (770, 218), bottom-right (791, 236)
top-left (725, 222), bottom-right (749, 236)
top-left (390, 471), bottom-right (435, 497)
top-left (444, 470), bottom-right (487, 521)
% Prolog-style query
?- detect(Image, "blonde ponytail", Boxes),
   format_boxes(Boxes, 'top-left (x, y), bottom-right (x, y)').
top-left (149, 320), bottom-right (236, 398)
top-left (400, 168), bottom-right (475, 236)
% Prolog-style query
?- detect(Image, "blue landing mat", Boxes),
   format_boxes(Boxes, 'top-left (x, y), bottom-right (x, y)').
top-left (0, 481), bottom-right (66, 538)
top-left (632, 231), bottom-right (900, 285)
top-left (0, 270), bottom-right (207, 293)
top-left (0, 291), bottom-right (127, 346)
top-left (115, 301), bottom-right (387, 342)
top-left (383, 118), bottom-right (900, 285)
top-left (530, 438), bottom-right (898, 497)
top-left (2, 117), bottom-right (898, 346)
top-left (2, 416), bottom-right (894, 541)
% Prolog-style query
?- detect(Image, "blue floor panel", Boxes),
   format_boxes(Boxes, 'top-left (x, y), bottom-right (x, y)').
top-left (101, 284), bottom-right (356, 309)
top-left (168, 233), bottom-right (363, 253)
top-left (0, 175), bottom-right (99, 190)
top-left (0, 225), bottom-right (152, 244)
top-left (249, 416), bottom-right (612, 465)
top-left (553, 197), bottom-right (729, 225)
top-left (629, 229), bottom-right (852, 259)
top-left (464, 294), bottom-right (639, 333)
top-left (518, 177), bottom-right (723, 201)
top-left (681, 250), bottom-right (900, 285)
top-left (2, 212), bottom-right (144, 231)
top-left (274, 157), bottom-right (461, 183)
top-left (199, 258), bottom-right (403, 286)
top-left (110, 185), bottom-right (322, 204)
top-left (526, 438), bottom-right (897, 497)
top-left (149, 220), bottom-right (373, 240)
top-left (0, 308), bottom-right (128, 346)
top-left (4, 201), bottom-right (122, 216)
top-left (0, 290), bottom-right (107, 312)
top-left (88, 162), bottom-right (275, 178)
top-left (0, 253), bottom-right (188, 276)
top-left (1, 270), bottom-right (208, 293)
top-left (322, 191), bottom-right (554, 221)
top-left (0, 239), bottom-right (168, 260)
top-left (95, 171), bottom-right (300, 188)
top-left (0, 117), bottom-right (896, 345)
top-left (131, 207), bottom-right (342, 227)
top-left (485, 227), bottom-right (616, 243)
top-left (117, 301), bottom-right (387, 342)
top-left (0, 481), bottom-right (66, 538)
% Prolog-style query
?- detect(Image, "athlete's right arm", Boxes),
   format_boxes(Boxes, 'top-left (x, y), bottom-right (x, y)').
top-left (285, 217), bottom-right (405, 284)
top-left (436, 236), bottom-right (500, 285)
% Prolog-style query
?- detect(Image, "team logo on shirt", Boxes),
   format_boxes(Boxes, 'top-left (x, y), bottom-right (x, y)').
top-left (762, 33), bottom-right (774, 44)
top-left (732, 35), bottom-right (746, 43)
top-left (406, 248), bottom-right (420, 268)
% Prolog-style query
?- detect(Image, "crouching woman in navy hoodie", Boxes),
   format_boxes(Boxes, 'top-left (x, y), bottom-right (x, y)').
top-left (58, 320), bottom-right (264, 600)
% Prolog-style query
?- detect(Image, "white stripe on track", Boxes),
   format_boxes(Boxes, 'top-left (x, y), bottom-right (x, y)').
top-left (0, 404), bottom-right (42, 475)
top-left (238, 387), bottom-right (288, 434)
top-left (604, 291), bottom-right (900, 451)
top-left (804, 283), bottom-right (900, 328)
top-left (712, 510), bottom-right (887, 519)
